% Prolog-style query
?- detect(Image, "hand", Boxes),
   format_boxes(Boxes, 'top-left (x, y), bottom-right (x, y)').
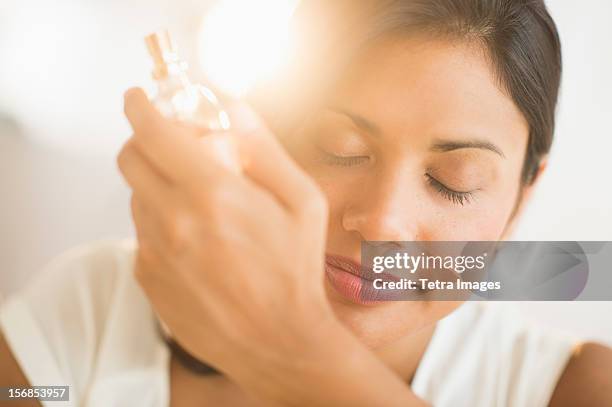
top-left (119, 87), bottom-right (335, 393)
top-left (119, 88), bottom-right (428, 407)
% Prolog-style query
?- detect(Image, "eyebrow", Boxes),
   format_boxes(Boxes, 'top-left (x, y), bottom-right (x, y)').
top-left (328, 107), bottom-right (382, 135)
top-left (327, 107), bottom-right (505, 158)
top-left (430, 139), bottom-right (506, 158)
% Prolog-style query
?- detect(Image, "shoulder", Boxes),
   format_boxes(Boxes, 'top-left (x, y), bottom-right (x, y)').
top-left (412, 302), bottom-right (577, 407)
top-left (1, 239), bottom-right (139, 345)
top-left (30, 239), bottom-right (138, 292)
top-left (0, 240), bottom-right (167, 405)
top-left (549, 341), bottom-right (612, 407)
top-left (2, 239), bottom-right (138, 305)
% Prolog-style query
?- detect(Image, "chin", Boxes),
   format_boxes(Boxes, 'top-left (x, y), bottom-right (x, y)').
top-left (326, 291), bottom-right (464, 349)
top-left (327, 298), bottom-right (422, 348)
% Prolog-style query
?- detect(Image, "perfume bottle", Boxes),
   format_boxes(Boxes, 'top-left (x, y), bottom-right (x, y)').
top-left (144, 30), bottom-right (231, 131)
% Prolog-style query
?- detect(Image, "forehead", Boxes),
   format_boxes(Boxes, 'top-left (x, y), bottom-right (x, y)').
top-left (329, 36), bottom-right (528, 154)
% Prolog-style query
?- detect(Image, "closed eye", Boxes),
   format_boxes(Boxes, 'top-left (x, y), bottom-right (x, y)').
top-left (425, 174), bottom-right (475, 206)
top-left (320, 151), bottom-right (370, 167)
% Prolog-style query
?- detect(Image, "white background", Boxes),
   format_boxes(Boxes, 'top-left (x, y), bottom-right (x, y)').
top-left (0, 0), bottom-right (611, 343)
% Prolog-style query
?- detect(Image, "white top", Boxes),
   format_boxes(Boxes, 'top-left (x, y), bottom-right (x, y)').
top-left (0, 240), bottom-right (576, 407)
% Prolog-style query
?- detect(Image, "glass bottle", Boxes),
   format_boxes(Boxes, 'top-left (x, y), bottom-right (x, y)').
top-left (144, 29), bottom-right (231, 131)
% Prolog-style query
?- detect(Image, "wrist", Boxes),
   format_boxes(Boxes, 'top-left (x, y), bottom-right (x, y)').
top-left (229, 294), bottom-right (340, 381)
top-left (293, 321), bottom-right (427, 407)
top-left (233, 303), bottom-right (427, 406)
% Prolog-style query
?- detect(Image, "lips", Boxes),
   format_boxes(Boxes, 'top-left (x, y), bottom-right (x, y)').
top-left (324, 254), bottom-right (401, 305)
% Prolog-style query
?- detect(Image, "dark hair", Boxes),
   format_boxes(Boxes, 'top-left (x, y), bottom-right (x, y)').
top-left (249, 0), bottom-right (562, 185)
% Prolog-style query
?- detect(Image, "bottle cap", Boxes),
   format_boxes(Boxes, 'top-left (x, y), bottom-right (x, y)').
top-left (145, 30), bottom-right (179, 80)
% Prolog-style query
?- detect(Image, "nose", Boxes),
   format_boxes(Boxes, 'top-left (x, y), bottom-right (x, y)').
top-left (341, 170), bottom-right (421, 242)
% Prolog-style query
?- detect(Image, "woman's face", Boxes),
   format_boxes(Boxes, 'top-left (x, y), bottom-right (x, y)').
top-left (283, 37), bottom-right (530, 348)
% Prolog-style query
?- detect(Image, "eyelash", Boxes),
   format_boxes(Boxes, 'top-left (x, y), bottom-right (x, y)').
top-left (320, 151), bottom-right (475, 206)
top-left (321, 152), bottom-right (369, 167)
top-left (425, 174), bottom-right (474, 206)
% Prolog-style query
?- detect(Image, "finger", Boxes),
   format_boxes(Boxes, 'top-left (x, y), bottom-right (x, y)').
top-left (124, 88), bottom-right (237, 187)
top-left (118, 138), bottom-right (175, 212)
top-left (124, 87), bottom-right (165, 134)
top-left (229, 103), bottom-right (324, 214)
top-left (133, 245), bottom-right (174, 319)
top-left (119, 141), bottom-right (198, 255)
top-left (130, 195), bottom-right (175, 268)
top-left (132, 199), bottom-right (197, 280)
top-left (131, 195), bottom-right (154, 254)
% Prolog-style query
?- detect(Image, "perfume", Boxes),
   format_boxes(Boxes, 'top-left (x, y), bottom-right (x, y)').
top-left (144, 30), bottom-right (231, 131)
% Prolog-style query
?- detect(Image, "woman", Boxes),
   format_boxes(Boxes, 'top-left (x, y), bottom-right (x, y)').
top-left (1, 0), bottom-right (611, 406)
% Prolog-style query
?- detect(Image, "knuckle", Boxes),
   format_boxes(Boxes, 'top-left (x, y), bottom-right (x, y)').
top-left (117, 145), bottom-right (130, 173)
top-left (209, 185), bottom-right (228, 210)
top-left (130, 197), bottom-right (149, 238)
top-left (194, 182), bottom-right (227, 217)
top-left (299, 188), bottom-right (328, 218)
top-left (164, 209), bottom-right (192, 253)
top-left (117, 139), bottom-right (137, 174)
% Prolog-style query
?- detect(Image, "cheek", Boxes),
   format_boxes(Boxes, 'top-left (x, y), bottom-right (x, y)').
top-left (319, 178), bottom-right (351, 215)
top-left (433, 183), bottom-right (522, 240)
top-left (318, 178), bottom-right (520, 242)
top-left (424, 199), bottom-right (517, 240)
top-left (285, 145), bottom-right (356, 243)
top-left (298, 162), bottom-right (357, 225)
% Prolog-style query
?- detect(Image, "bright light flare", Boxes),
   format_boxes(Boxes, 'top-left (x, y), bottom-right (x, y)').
top-left (198, 0), bottom-right (298, 97)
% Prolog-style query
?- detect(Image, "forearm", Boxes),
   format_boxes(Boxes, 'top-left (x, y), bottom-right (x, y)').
top-left (232, 312), bottom-right (429, 407)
